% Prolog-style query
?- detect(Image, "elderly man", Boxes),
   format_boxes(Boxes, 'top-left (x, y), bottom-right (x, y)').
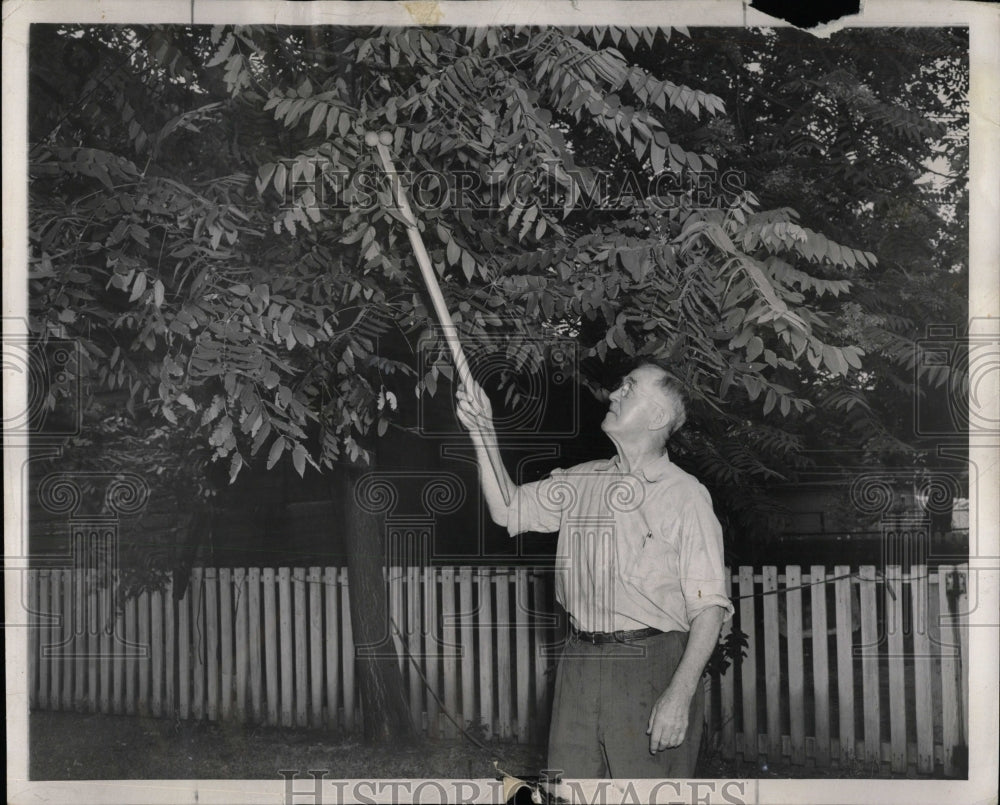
top-left (456, 360), bottom-right (733, 779)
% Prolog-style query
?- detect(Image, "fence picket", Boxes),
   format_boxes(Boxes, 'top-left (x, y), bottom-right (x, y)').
top-left (308, 567), bottom-right (323, 728)
top-left (858, 565), bottom-right (880, 767)
top-left (477, 568), bottom-right (494, 740)
top-left (532, 572), bottom-right (552, 742)
top-left (928, 571), bottom-right (943, 770)
top-left (125, 592), bottom-right (138, 716)
top-left (151, 588), bottom-right (163, 717)
top-left (262, 567), bottom-right (278, 726)
top-left (248, 567), bottom-right (263, 723)
top-left (390, 567), bottom-right (405, 676)
top-left (738, 566), bottom-right (758, 760)
top-left (459, 567), bottom-right (475, 730)
top-left (65, 572), bottom-right (75, 710)
top-left (178, 579), bottom-right (190, 720)
top-left (833, 565), bottom-right (854, 766)
top-left (45, 571), bottom-right (56, 709)
top-left (135, 590), bottom-right (152, 715)
top-left (719, 569), bottom-right (735, 759)
top-left (440, 567), bottom-right (462, 738)
top-left (785, 566), bottom-right (805, 765)
top-left (56, 572), bottom-right (67, 711)
top-left (219, 568), bottom-right (233, 721)
top-left (424, 567), bottom-right (440, 738)
top-left (420, 567), bottom-right (441, 739)
top-left (40, 571), bottom-right (50, 710)
top-left (762, 566), bottom-right (781, 761)
top-left (84, 568), bottom-right (94, 713)
top-left (323, 567), bottom-right (340, 729)
top-left (937, 564), bottom-right (961, 777)
top-left (278, 567), bottom-right (294, 728)
top-left (27, 571), bottom-right (38, 710)
top-left (165, 578), bottom-right (175, 715)
top-left (94, 578), bottom-right (111, 713)
top-left (85, 573), bottom-right (98, 713)
top-left (910, 564), bottom-right (933, 773)
top-left (886, 565), bottom-right (906, 773)
top-left (62, 571), bottom-right (74, 711)
top-left (50, 570), bottom-right (63, 710)
top-left (956, 564), bottom-right (969, 751)
top-left (496, 569), bottom-right (512, 741)
top-left (63, 573), bottom-right (73, 712)
top-left (514, 568), bottom-right (530, 745)
top-left (204, 570), bottom-right (218, 721)
top-left (99, 581), bottom-right (111, 715)
top-left (37, 572), bottom-right (49, 711)
top-left (191, 569), bottom-right (206, 721)
top-left (809, 566), bottom-right (830, 766)
top-left (441, 567), bottom-right (458, 739)
top-left (293, 567), bottom-right (308, 728)
top-left (74, 569), bottom-right (86, 710)
top-left (407, 565), bottom-right (422, 730)
top-left (340, 568), bottom-right (355, 731)
top-left (234, 568), bottom-right (248, 722)
top-left (96, 585), bottom-right (112, 714)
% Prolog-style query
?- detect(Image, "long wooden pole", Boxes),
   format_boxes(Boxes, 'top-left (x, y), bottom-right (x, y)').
top-left (368, 132), bottom-right (512, 507)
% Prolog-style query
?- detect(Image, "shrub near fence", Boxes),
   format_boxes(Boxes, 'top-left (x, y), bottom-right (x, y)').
top-left (27, 564), bottom-right (969, 776)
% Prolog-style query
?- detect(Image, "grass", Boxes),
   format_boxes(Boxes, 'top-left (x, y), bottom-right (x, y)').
top-left (30, 711), bottom-right (916, 783)
top-left (30, 711), bottom-right (545, 781)
top-left (696, 751), bottom-right (904, 780)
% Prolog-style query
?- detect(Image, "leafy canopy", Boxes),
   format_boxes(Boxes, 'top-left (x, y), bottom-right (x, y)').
top-left (29, 25), bottom-right (963, 522)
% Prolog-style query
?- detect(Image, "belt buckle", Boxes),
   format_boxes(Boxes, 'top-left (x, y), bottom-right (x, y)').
top-left (613, 629), bottom-right (627, 643)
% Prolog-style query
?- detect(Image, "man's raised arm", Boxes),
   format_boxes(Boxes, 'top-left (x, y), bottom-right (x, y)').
top-left (455, 380), bottom-right (515, 526)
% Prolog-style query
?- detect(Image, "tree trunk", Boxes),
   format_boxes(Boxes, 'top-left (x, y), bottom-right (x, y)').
top-left (333, 465), bottom-right (418, 746)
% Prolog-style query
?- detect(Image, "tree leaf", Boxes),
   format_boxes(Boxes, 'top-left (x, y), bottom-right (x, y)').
top-left (206, 33), bottom-right (235, 68)
top-left (292, 443), bottom-right (307, 477)
top-left (308, 102), bottom-right (326, 137)
top-left (266, 437), bottom-right (285, 470)
top-left (229, 451), bottom-right (243, 484)
top-left (272, 162), bottom-right (288, 195)
top-left (129, 272), bottom-right (147, 302)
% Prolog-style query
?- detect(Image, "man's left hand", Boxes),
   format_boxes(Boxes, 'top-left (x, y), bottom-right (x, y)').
top-left (646, 682), bottom-right (693, 754)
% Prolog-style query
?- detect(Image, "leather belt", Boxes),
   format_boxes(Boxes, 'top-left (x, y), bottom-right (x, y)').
top-left (571, 626), bottom-right (663, 644)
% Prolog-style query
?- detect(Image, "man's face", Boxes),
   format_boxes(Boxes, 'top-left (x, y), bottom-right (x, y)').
top-left (600, 365), bottom-right (675, 440)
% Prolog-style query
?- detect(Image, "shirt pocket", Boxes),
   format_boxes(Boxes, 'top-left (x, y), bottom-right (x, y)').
top-left (624, 524), bottom-right (682, 597)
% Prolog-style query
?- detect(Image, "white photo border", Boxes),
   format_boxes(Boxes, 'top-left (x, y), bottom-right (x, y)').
top-left (5, 2), bottom-right (998, 804)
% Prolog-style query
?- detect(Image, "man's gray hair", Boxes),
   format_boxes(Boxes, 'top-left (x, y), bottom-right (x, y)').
top-left (635, 359), bottom-right (688, 438)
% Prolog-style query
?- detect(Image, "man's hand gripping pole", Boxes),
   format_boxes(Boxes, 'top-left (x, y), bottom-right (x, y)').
top-left (365, 131), bottom-right (512, 507)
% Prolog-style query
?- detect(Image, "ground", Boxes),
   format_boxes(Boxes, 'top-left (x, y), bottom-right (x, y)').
top-left (29, 711), bottom-right (911, 783)
top-left (29, 711), bottom-right (543, 781)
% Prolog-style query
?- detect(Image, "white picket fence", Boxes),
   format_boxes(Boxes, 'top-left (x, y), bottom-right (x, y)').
top-left (26, 564), bottom-right (969, 775)
top-left (708, 564), bottom-right (969, 776)
top-left (26, 566), bottom-right (557, 743)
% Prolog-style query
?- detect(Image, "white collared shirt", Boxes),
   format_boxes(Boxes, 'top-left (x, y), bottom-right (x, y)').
top-left (506, 455), bottom-right (734, 633)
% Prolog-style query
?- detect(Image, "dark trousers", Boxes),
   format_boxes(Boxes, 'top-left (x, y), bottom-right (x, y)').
top-left (547, 630), bottom-right (704, 779)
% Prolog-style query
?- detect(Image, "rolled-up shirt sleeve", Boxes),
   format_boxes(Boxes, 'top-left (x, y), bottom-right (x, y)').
top-left (505, 469), bottom-right (570, 537)
top-left (677, 488), bottom-right (734, 624)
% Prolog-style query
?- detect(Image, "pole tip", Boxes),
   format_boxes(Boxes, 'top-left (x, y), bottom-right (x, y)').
top-left (378, 131), bottom-right (393, 146)
top-left (364, 131), bottom-right (379, 147)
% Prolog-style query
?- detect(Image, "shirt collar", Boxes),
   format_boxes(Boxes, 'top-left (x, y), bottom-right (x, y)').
top-left (597, 453), bottom-right (674, 483)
